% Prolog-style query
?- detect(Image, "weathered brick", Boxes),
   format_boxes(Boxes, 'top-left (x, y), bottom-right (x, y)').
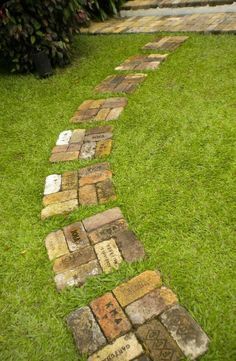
top-left (88, 218), bottom-right (128, 244)
top-left (56, 130), bottom-right (72, 145)
top-left (44, 174), bottom-right (61, 195)
top-left (96, 139), bottom-right (112, 158)
top-left (79, 142), bottom-right (96, 160)
top-left (63, 221), bottom-right (89, 252)
top-left (85, 125), bottom-right (113, 136)
top-left (114, 230), bottom-right (145, 263)
top-left (88, 333), bottom-right (143, 361)
top-left (90, 292), bottom-right (131, 341)
top-left (95, 108), bottom-right (110, 120)
top-left (67, 306), bottom-right (106, 356)
top-left (83, 207), bottom-right (124, 232)
top-left (61, 171), bottom-right (78, 191)
top-left (70, 129), bottom-right (85, 144)
top-left (79, 169), bottom-right (112, 187)
top-left (79, 162), bottom-right (110, 178)
top-left (79, 184), bottom-right (98, 205)
top-left (53, 245), bottom-right (96, 274)
top-left (96, 178), bottom-right (116, 203)
top-left (136, 318), bottom-right (184, 361)
top-left (51, 145), bottom-right (68, 154)
top-left (49, 151), bottom-right (79, 163)
top-left (43, 190), bottom-right (77, 207)
top-left (113, 270), bottom-right (162, 307)
top-left (41, 199), bottom-right (78, 220)
top-left (55, 260), bottom-right (102, 290)
top-left (84, 132), bottom-right (112, 143)
top-left (125, 287), bottom-right (178, 326)
top-left (160, 305), bottom-right (210, 360)
top-left (94, 239), bottom-right (123, 273)
top-left (45, 230), bottom-right (69, 260)
top-left (106, 107), bottom-right (124, 121)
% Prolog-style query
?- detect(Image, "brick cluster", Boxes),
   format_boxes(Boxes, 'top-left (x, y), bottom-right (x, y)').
top-left (143, 36), bottom-right (189, 51)
top-left (95, 74), bottom-right (147, 94)
top-left (115, 54), bottom-right (168, 71)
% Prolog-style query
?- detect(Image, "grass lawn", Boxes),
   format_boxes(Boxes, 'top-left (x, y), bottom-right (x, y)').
top-left (0, 32), bottom-right (235, 361)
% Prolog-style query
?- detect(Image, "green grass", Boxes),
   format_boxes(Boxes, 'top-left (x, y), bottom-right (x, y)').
top-left (0, 33), bottom-right (235, 361)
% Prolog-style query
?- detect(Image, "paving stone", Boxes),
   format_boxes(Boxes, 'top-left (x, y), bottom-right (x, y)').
top-left (49, 151), bottom-right (79, 163)
top-left (50, 127), bottom-right (112, 163)
top-left (94, 239), bottom-right (123, 273)
top-left (53, 245), bottom-right (96, 274)
top-left (44, 174), bottom-right (61, 195)
top-left (96, 178), bottom-right (116, 203)
top-left (88, 333), bottom-right (143, 361)
top-left (63, 221), bottom-right (89, 252)
top-left (41, 199), bottom-right (78, 220)
top-left (71, 97), bottom-right (127, 123)
top-left (160, 305), bottom-right (210, 360)
top-left (56, 130), bottom-right (72, 145)
top-left (88, 218), bottom-right (128, 245)
top-left (43, 189), bottom-right (77, 206)
top-left (67, 306), bottom-right (106, 356)
top-left (115, 54), bottom-right (168, 71)
top-left (113, 270), bottom-right (162, 307)
top-left (54, 260), bottom-right (102, 290)
top-left (79, 142), bottom-right (96, 160)
top-left (90, 292), bottom-right (131, 341)
top-left (136, 318), bottom-right (184, 361)
top-left (125, 287), bottom-right (178, 326)
top-left (45, 230), bottom-right (69, 260)
top-left (95, 74), bottom-right (147, 94)
top-left (96, 139), bottom-right (112, 158)
top-left (83, 207), bottom-right (124, 232)
top-left (114, 230), bottom-right (145, 263)
top-left (79, 184), bottom-right (98, 205)
top-left (143, 36), bottom-right (189, 51)
top-left (61, 171), bottom-right (78, 191)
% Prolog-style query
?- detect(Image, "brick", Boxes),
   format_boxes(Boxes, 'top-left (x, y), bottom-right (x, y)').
top-left (53, 245), bottom-right (96, 274)
top-left (83, 207), bottom-right (123, 232)
top-left (45, 230), bottom-right (69, 260)
top-left (84, 132), bottom-right (112, 143)
top-left (113, 270), bottom-right (162, 307)
top-left (51, 145), bottom-right (68, 154)
top-left (43, 189), bottom-right (77, 207)
top-left (160, 305), bottom-right (210, 360)
top-left (79, 142), bottom-right (96, 160)
top-left (67, 143), bottom-right (82, 152)
top-left (133, 356), bottom-right (151, 361)
top-left (94, 239), bottom-right (123, 273)
top-left (114, 230), bottom-right (145, 263)
top-left (78, 99), bottom-right (94, 111)
top-left (96, 139), bottom-right (112, 158)
top-left (79, 169), bottom-right (112, 187)
top-left (41, 199), bottom-right (78, 220)
top-left (61, 171), bottom-right (78, 191)
top-left (63, 221), bottom-right (89, 252)
top-left (70, 129), bottom-right (85, 144)
top-left (89, 99), bottom-right (105, 108)
top-left (125, 287), bottom-right (178, 326)
top-left (106, 107), bottom-right (124, 121)
top-left (44, 174), bottom-right (61, 195)
top-left (79, 184), bottom-right (98, 205)
top-left (49, 151), bottom-right (79, 163)
top-left (103, 97), bottom-right (128, 108)
top-left (67, 306), bottom-right (106, 356)
top-left (88, 333), bottom-right (143, 361)
top-left (136, 318), bottom-right (184, 361)
top-left (79, 162), bottom-right (110, 178)
top-left (55, 260), bottom-right (102, 290)
top-left (56, 130), bottom-right (72, 145)
top-left (90, 293), bottom-right (131, 341)
top-left (96, 178), bottom-right (116, 203)
top-left (95, 108), bottom-right (110, 121)
top-left (88, 218), bottom-right (128, 245)
top-left (85, 125), bottom-right (113, 136)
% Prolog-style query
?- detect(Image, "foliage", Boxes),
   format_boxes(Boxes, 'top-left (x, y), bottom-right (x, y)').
top-left (0, 0), bottom-right (124, 72)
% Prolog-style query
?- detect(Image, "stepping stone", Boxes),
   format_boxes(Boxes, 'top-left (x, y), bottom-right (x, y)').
top-left (49, 126), bottom-right (113, 163)
top-left (143, 36), bottom-right (189, 51)
top-left (41, 163), bottom-right (116, 219)
top-left (44, 208), bottom-right (146, 290)
top-left (71, 98), bottom-right (127, 123)
top-left (115, 54), bottom-right (168, 71)
top-left (95, 74), bottom-right (147, 94)
top-left (67, 270), bottom-right (210, 360)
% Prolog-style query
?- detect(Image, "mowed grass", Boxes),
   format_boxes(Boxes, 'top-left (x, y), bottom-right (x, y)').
top-left (0, 33), bottom-right (235, 361)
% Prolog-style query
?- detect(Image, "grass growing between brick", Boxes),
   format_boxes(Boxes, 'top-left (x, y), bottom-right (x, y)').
top-left (0, 33), bottom-right (235, 361)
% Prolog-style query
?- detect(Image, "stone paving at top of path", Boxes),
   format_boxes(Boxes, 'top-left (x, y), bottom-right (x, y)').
top-left (81, 12), bottom-right (236, 33)
top-left (115, 54), bottom-right (168, 71)
top-left (67, 270), bottom-right (210, 360)
top-left (121, 0), bottom-right (235, 10)
top-left (95, 74), bottom-right (147, 94)
top-left (45, 207), bottom-right (146, 290)
top-left (70, 97), bottom-right (128, 123)
top-left (41, 163), bottom-right (116, 219)
top-left (49, 126), bottom-right (113, 163)
top-left (142, 35), bottom-right (189, 50)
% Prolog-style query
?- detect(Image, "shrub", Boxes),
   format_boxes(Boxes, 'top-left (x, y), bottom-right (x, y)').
top-left (0, 0), bottom-right (124, 73)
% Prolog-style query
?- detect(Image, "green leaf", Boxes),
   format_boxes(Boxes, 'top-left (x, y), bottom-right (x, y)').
top-left (30, 35), bottom-right (36, 44)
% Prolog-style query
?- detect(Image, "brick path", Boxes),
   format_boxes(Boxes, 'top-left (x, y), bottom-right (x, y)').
top-left (41, 34), bottom-right (210, 360)
top-left (122, 0), bottom-right (235, 10)
top-left (81, 12), bottom-right (236, 33)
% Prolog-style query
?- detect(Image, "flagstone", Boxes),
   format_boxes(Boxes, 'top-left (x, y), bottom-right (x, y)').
top-left (71, 97), bottom-right (127, 123)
